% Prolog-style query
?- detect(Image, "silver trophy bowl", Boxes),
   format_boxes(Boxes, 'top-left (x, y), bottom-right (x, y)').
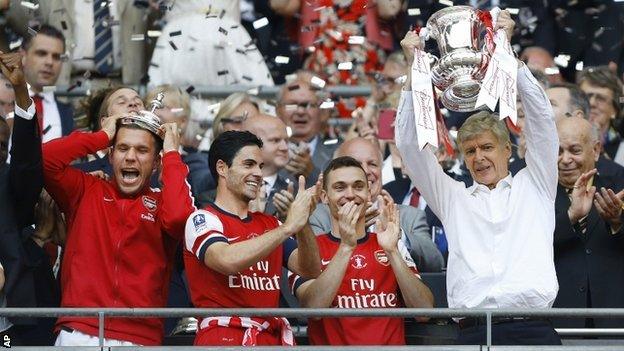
top-left (119, 92), bottom-right (165, 139)
top-left (427, 6), bottom-right (489, 111)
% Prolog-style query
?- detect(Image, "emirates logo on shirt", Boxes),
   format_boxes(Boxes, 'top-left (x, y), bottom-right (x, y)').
top-left (351, 254), bottom-right (367, 269)
top-left (374, 250), bottom-right (390, 266)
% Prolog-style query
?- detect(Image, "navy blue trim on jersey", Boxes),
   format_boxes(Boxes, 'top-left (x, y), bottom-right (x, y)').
top-left (292, 275), bottom-right (309, 297)
top-left (199, 235), bottom-right (229, 260)
top-left (207, 202), bottom-right (252, 223)
top-left (282, 236), bottom-right (298, 267)
top-left (326, 231), bottom-right (370, 244)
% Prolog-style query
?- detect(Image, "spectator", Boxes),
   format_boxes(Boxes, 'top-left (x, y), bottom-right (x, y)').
top-left (310, 137), bottom-right (444, 272)
top-left (242, 114), bottom-right (295, 220)
top-left (292, 156), bottom-right (433, 345)
top-left (552, 116), bottom-right (624, 328)
top-left (211, 92), bottom-right (260, 143)
top-left (396, 12), bottom-right (562, 345)
top-left (7, 1), bottom-right (148, 86)
top-left (519, 47), bottom-right (563, 84)
top-left (148, 1), bottom-right (274, 88)
top-left (183, 130), bottom-right (319, 346)
top-left (577, 66), bottom-right (624, 165)
top-left (277, 80), bottom-right (341, 185)
top-left (19, 25), bottom-right (73, 142)
top-left (546, 83), bottom-right (590, 120)
top-left (0, 76), bottom-right (14, 121)
top-left (43, 113), bottom-right (195, 346)
top-left (277, 0), bottom-right (401, 117)
top-left (145, 85), bottom-right (194, 148)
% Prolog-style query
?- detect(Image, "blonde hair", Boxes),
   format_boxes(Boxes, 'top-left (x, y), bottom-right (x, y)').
top-left (457, 111), bottom-right (510, 148)
top-left (145, 84), bottom-right (191, 120)
top-left (213, 92), bottom-right (259, 139)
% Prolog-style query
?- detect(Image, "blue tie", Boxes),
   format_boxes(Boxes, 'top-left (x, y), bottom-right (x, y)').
top-left (94, 0), bottom-right (113, 74)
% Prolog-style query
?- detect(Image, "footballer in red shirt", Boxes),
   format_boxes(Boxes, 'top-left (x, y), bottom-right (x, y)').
top-left (184, 131), bottom-right (321, 346)
top-left (291, 156), bottom-right (434, 345)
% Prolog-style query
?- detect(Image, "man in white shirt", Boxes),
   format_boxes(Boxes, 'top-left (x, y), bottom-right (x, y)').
top-left (396, 11), bottom-right (561, 345)
top-left (19, 25), bottom-right (73, 142)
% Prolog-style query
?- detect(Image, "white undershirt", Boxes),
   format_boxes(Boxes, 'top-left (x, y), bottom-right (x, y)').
top-left (29, 89), bottom-right (62, 143)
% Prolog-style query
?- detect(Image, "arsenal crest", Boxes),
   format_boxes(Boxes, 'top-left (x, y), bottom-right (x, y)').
top-left (374, 250), bottom-right (389, 266)
top-left (142, 196), bottom-right (157, 212)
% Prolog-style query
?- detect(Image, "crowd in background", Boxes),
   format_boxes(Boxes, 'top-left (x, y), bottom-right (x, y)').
top-left (0, 0), bottom-right (623, 347)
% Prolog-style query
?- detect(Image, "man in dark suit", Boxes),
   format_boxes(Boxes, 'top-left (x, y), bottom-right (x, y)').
top-left (277, 80), bottom-right (340, 186)
top-left (553, 116), bottom-right (624, 328)
top-left (20, 25), bottom-right (73, 142)
top-left (0, 51), bottom-right (59, 345)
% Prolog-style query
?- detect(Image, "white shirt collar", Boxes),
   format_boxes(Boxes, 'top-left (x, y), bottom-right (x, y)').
top-left (28, 87), bottom-right (54, 102)
top-left (263, 173), bottom-right (278, 190)
top-left (468, 173), bottom-right (513, 195)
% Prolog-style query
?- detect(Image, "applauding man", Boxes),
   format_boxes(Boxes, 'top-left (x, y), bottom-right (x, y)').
top-left (292, 156), bottom-right (433, 345)
top-left (184, 131), bottom-right (320, 346)
top-left (43, 105), bottom-right (195, 346)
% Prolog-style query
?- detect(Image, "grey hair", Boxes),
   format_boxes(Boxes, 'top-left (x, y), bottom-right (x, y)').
top-left (213, 92), bottom-right (259, 139)
top-left (458, 111), bottom-right (510, 148)
top-left (549, 83), bottom-right (590, 118)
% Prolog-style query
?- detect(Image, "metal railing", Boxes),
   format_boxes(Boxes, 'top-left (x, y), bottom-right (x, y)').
top-left (3, 307), bottom-right (624, 350)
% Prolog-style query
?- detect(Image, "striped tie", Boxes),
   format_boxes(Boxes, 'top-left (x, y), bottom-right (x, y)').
top-left (94, 0), bottom-right (113, 74)
top-left (566, 188), bottom-right (588, 234)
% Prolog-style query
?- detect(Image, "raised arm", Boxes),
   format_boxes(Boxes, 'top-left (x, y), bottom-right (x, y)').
top-left (1, 51), bottom-right (41, 228)
top-left (158, 123), bottom-right (196, 239)
top-left (517, 65), bottom-right (558, 201)
top-left (394, 32), bottom-right (463, 221)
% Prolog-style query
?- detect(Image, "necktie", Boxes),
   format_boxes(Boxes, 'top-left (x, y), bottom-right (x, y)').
top-left (32, 94), bottom-right (44, 133)
top-left (94, 0), bottom-right (113, 74)
top-left (409, 187), bottom-right (420, 208)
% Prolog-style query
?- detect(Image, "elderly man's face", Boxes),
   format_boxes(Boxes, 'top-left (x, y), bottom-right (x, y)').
top-left (336, 139), bottom-right (382, 198)
top-left (460, 131), bottom-right (511, 189)
top-left (277, 85), bottom-right (321, 142)
top-left (557, 118), bottom-right (600, 189)
top-left (580, 81), bottom-right (617, 135)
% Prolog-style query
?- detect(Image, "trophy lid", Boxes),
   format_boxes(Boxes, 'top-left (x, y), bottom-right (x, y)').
top-left (119, 93), bottom-right (165, 139)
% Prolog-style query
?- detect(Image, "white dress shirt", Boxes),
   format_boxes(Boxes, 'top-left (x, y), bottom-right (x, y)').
top-left (395, 64), bottom-right (559, 310)
top-left (72, 0), bottom-right (122, 72)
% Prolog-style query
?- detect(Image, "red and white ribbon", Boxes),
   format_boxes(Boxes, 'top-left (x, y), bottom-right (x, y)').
top-left (475, 7), bottom-right (518, 125)
top-left (410, 27), bottom-right (438, 150)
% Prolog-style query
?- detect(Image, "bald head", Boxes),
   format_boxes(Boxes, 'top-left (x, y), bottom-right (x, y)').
top-left (334, 138), bottom-right (383, 198)
top-left (243, 114), bottom-right (289, 175)
top-left (556, 116), bottom-right (600, 189)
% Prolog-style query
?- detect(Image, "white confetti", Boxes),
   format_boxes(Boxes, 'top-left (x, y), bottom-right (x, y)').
top-left (438, 0), bottom-right (453, 7)
top-left (348, 36), bottom-right (365, 45)
top-left (554, 54), bottom-right (570, 68)
top-left (575, 61), bottom-right (584, 71)
top-left (131, 34), bottom-right (145, 41)
top-left (320, 100), bottom-right (335, 109)
top-left (275, 56), bottom-right (290, 64)
top-left (253, 17), bottom-right (269, 29)
top-left (337, 62), bottom-right (353, 70)
top-left (20, 1), bottom-right (39, 10)
top-left (544, 67), bottom-right (560, 75)
top-left (507, 8), bottom-right (519, 15)
top-left (147, 30), bottom-right (162, 37)
top-left (311, 76), bottom-right (326, 89)
top-left (407, 8), bottom-right (421, 16)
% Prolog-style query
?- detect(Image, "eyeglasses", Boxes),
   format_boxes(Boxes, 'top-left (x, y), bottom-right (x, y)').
top-left (281, 101), bottom-right (319, 110)
top-left (220, 111), bottom-right (249, 124)
top-left (585, 92), bottom-right (615, 106)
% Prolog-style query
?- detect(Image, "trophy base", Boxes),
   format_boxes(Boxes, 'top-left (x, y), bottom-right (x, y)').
top-left (441, 74), bottom-right (480, 112)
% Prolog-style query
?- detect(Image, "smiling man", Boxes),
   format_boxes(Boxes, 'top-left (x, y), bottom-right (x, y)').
top-left (552, 116), bottom-right (624, 329)
top-left (291, 156), bottom-right (433, 345)
top-left (396, 11), bottom-right (562, 346)
top-left (42, 111), bottom-right (195, 346)
top-left (183, 130), bottom-right (320, 346)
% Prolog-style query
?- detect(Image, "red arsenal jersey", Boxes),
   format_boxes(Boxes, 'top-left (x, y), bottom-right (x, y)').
top-left (292, 232), bottom-right (419, 345)
top-left (184, 204), bottom-right (296, 309)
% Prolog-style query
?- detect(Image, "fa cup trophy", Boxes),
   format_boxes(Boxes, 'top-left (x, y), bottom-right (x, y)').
top-left (425, 6), bottom-right (491, 111)
top-left (119, 92), bottom-right (165, 138)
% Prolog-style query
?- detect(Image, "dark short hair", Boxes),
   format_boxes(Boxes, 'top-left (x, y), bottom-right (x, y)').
top-left (208, 130), bottom-right (263, 184)
top-left (112, 123), bottom-right (163, 155)
top-left (549, 83), bottom-right (590, 118)
top-left (22, 24), bottom-right (66, 52)
top-left (578, 66), bottom-right (623, 116)
top-left (322, 156), bottom-right (367, 190)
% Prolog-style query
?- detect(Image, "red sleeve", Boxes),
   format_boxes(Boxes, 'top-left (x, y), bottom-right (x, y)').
top-left (159, 151), bottom-right (196, 240)
top-left (42, 131), bottom-right (110, 213)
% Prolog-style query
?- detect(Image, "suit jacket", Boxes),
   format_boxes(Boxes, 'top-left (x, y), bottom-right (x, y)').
top-left (264, 174), bottom-right (294, 219)
top-left (0, 110), bottom-right (49, 325)
top-left (56, 97), bottom-right (74, 137)
top-left (553, 172), bottom-right (624, 328)
top-left (7, 0), bottom-right (147, 85)
top-left (309, 203), bottom-right (445, 272)
top-left (285, 136), bottom-right (341, 187)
